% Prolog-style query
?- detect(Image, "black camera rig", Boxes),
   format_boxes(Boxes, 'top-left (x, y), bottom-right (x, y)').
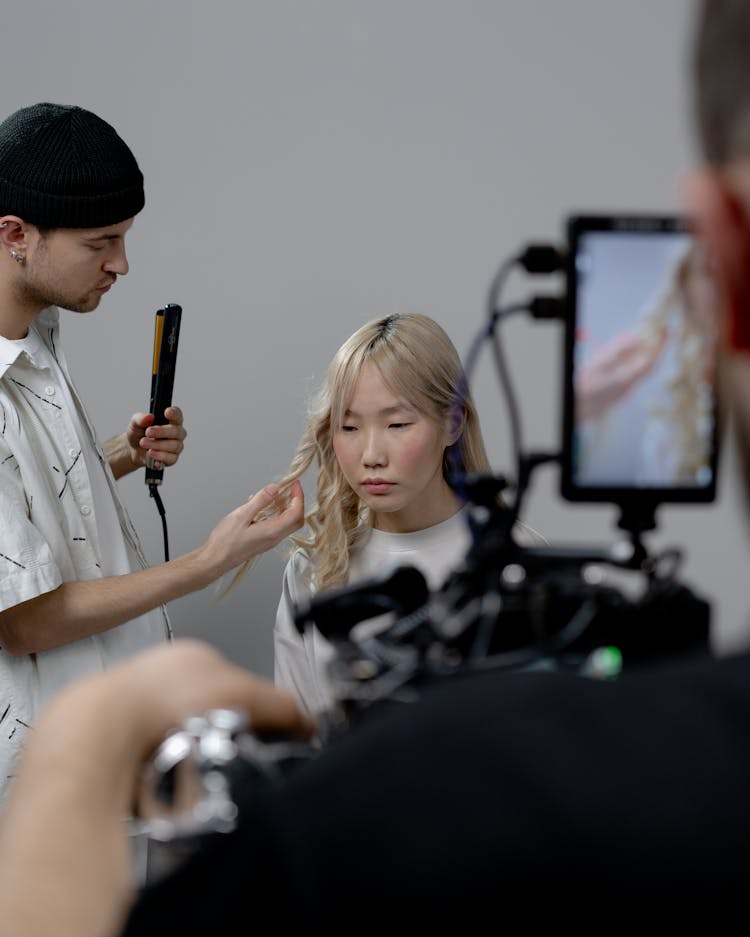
top-left (296, 467), bottom-right (711, 730)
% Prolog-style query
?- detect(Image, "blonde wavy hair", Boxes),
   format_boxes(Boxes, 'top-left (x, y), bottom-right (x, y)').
top-left (639, 243), bottom-right (718, 480)
top-left (225, 313), bottom-right (490, 596)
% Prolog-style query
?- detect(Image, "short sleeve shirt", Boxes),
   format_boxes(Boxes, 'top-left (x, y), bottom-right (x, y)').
top-left (0, 307), bottom-right (170, 792)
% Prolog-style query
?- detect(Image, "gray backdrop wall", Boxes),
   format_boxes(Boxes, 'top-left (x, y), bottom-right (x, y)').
top-left (5, 0), bottom-right (748, 678)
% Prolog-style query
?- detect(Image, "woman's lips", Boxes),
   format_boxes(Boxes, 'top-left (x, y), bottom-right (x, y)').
top-left (362, 481), bottom-right (395, 495)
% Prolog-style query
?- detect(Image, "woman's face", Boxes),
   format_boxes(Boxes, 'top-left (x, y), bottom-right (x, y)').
top-left (332, 361), bottom-right (459, 533)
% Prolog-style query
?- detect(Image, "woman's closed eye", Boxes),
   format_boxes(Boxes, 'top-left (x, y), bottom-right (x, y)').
top-left (339, 420), bottom-right (412, 431)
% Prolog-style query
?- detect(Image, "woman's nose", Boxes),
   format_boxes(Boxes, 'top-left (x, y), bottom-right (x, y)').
top-left (362, 430), bottom-right (387, 467)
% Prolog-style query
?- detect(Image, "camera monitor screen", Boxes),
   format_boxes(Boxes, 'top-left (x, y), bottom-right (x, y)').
top-left (560, 214), bottom-right (720, 505)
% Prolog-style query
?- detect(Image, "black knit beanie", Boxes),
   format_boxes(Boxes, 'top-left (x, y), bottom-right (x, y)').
top-left (0, 102), bottom-right (145, 228)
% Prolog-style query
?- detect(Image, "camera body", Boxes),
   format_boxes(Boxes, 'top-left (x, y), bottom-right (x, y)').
top-left (302, 496), bottom-right (712, 726)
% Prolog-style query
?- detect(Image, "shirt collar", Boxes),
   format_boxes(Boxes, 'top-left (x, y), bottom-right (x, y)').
top-left (0, 307), bottom-right (59, 379)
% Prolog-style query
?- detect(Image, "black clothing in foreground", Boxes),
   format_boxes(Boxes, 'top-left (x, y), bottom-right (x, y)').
top-left (122, 650), bottom-right (750, 930)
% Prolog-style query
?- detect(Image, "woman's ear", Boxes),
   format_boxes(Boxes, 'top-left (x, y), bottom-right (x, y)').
top-left (682, 168), bottom-right (750, 351)
top-left (446, 406), bottom-right (466, 446)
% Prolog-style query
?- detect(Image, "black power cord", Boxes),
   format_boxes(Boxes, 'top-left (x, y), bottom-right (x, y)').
top-left (148, 484), bottom-right (170, 562)
top-left (448, 242), bottom-right (566, 513)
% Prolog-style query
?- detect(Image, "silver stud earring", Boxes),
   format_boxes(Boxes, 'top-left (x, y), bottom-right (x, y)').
top-left (10, 250), bottom-right (25, 265)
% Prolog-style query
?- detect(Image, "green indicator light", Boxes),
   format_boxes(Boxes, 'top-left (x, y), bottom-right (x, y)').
top-left (585, 645), bottom-right (623, 679)
top-left (601, 646), bottom-right (622, 672)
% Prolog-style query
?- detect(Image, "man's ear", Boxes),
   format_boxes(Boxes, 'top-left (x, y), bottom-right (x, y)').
top-left (682, 168), bottom-right (750, 351)
top-left (0, 216), bottom-right (29, 256)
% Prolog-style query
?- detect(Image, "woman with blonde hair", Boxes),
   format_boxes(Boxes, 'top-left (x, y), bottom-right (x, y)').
top-left (267, 312), bottom-right (537, 714)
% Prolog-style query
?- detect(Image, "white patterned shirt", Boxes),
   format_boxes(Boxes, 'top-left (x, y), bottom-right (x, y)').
top-left (0, 307), bottom-right (170, 795)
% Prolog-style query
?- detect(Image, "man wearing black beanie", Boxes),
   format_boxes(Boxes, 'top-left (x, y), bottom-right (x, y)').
top-left (0, 103), bottom-right (146, 230)
top-left (0, 103), bottom-right (305, 801)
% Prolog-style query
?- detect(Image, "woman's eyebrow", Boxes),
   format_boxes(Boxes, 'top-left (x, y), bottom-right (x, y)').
top-left (344, 403), bottom-right (415, 418)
